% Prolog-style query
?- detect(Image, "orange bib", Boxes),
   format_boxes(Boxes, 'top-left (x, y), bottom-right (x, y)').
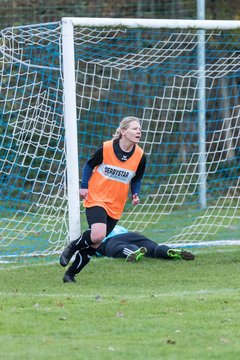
top-left (84, 140), bottom-right (143, 219)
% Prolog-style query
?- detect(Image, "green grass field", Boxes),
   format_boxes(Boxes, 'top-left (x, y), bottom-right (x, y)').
top-left (0, 247), bottom-right (239, 360)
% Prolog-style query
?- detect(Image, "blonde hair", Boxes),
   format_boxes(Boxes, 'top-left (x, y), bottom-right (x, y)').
top-left (112, 116), bottom-right (141, 140)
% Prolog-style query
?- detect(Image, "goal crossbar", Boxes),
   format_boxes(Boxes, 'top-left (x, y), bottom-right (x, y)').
top-left (62, 17), bottom-right (240, 30)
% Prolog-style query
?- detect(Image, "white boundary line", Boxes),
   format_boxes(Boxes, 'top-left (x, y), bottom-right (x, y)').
top-left (1, 240), bottom-right (240, 263)
top-left (0, 244), bottom-right (239, 267)
top-left (0, 288), bottom-right (238, 299)
top-left (171, 240), bottom-right (240, 248)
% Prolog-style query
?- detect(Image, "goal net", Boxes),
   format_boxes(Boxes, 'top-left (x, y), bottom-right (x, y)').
top-left (0, 18), bottom-right (240, 259)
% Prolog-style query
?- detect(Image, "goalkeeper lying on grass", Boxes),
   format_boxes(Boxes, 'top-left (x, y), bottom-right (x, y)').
top-left (62, 225), bottom-right (195, 283)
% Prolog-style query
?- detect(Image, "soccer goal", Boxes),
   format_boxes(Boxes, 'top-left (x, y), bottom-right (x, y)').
top-left (0, 18), bottom-right (240, 259)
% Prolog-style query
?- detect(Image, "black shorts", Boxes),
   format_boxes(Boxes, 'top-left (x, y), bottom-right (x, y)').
top-left (86, 206), bottom-right (118, 236)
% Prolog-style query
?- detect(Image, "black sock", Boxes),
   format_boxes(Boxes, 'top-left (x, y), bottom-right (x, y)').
top-left (66, 249), bottom-right (92, 276)
top-left (71, 229), bottom-right (94, 250)
top-left (154, 245), bottom-right (171, 259)
top-left (85, 246), bottom-right (96, 256)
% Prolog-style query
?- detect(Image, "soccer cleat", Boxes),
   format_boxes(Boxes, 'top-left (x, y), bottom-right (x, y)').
top-left (167, 248), bottom-right (195, 260)
top-left (60, 243), bottom-right (76, 267)
top-left (125, 247), bottom-right (147, 262)
top-left (63, 274), bottom-right (76, 283)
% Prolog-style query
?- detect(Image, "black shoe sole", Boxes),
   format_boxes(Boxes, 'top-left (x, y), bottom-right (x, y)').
top-left (181, 251), bottom-right (195, 260)
top-left (63, 274), bottom-right (76, 283)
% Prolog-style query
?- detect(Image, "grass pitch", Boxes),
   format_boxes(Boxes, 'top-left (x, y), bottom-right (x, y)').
top-left (0, 247), bottom-right (239, 360)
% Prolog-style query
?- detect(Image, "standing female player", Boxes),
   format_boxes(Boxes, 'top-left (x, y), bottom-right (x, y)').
top-left (60, 116), bottom-right (146, 282)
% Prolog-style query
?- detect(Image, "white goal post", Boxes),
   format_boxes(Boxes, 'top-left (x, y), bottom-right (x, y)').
top-left (62, 17), bottom-right (240, 244)
top-left (0, 17), bottom-right (240, 259)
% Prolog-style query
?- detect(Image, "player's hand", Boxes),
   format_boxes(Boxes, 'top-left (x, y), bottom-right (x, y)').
top-left (132, 193), bottom-right (139, 206)
top-left (79, 188), bottom-right (88, 200)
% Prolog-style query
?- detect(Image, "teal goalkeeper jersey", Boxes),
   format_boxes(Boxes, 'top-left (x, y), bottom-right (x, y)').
top-left (104, 225), bottom-right (129, 241)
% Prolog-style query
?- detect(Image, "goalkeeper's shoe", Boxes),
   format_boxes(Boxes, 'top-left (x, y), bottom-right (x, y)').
top-left (63, 274), bottom-right (76, 283)
top-left (125, 247), bottom-right (147, 262)
top-left (167, 248), bottom-right (195, 260)
top-left (60, 243), bottom-right (76, 267)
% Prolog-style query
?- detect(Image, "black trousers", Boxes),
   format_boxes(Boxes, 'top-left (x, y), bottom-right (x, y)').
top-left (97, 232), bottom-right (171, 259)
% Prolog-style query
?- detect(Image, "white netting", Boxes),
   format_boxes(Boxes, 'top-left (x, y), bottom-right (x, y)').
top-left (0, 20), bottom-right (239, 260)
